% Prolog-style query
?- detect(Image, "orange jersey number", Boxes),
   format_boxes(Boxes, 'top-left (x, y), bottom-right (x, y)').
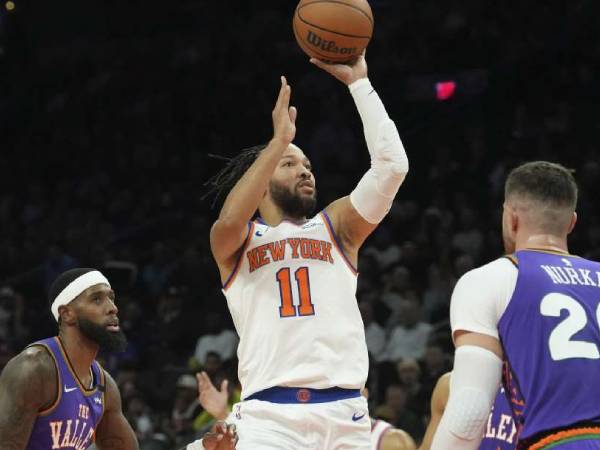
top-left (276, 267), bottom-right (315, 317)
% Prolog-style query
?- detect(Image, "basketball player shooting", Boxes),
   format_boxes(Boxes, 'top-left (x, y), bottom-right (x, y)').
top-left (206, 52), bottom-right (409, 449)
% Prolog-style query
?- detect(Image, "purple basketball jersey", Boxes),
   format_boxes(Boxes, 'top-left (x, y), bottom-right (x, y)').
top-left (498, 250), bottom-right (600, 444)
top-left (26, 337), bottom-right (105, 450)
top-left (479, 387), bottom-right (517, 450)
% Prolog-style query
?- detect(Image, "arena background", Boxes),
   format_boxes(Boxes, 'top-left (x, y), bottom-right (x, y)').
top-left (0, 0), bottom-right (599, 447)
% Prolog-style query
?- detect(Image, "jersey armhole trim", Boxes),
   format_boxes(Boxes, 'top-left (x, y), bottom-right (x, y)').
top-left (223, 221), bottom-right (255, 291)
top-left (96, 364), bottom-right (107, 427)
top-left (33, 343), bottom-right (62, 417)
top-left (504, 254), bottom-right (519, 268)
top-left (320, 210), bottom-right (358, 275)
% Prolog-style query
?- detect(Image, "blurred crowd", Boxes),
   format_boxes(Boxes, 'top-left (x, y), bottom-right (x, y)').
top-left (1, 0), bottom-right (599, 448)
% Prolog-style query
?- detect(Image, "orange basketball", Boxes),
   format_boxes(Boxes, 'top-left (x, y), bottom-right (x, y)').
top-left (293, 0), bottom-right (374, 63)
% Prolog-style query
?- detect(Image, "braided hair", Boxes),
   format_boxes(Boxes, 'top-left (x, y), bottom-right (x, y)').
top-left (203, 144), bottom-right (267, 208)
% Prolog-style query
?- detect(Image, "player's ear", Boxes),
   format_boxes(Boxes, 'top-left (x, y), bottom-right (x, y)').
top-left (511, 208), bottom-right (519, 233)
top-left (567, 211), bottom-right (577, 234)
top-left (504, 203), bottom-right (518, 234)
top-left (59, 305), bottom-right (77, 326)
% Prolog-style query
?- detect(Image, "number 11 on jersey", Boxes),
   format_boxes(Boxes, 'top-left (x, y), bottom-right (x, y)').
top-left (277, 267), bottom-right (315, 317)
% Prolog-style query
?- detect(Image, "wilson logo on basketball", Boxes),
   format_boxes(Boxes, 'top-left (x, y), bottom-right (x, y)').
top-left (306, 31), bottom-right (357, 56)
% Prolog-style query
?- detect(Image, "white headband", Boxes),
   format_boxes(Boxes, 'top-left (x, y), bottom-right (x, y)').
top-left (51, 271), bottom-right (111, 322)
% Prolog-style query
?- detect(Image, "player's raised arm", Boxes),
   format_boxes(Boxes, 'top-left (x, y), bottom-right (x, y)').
top-left (311, 54), bottom-right (409, 258)
top-left (210, 76), bottom-right (297, 278)
top-left (95, 372), bottom-right (139, 450)
top-left (0, 347), bottom-right (57, 450)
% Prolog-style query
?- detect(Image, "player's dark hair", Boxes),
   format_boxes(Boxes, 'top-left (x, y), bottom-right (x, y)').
top-left (203, 144), bottom-right (267, 208)
top-left (49, 268), bottom-right (97, 327)
top-left (505, 161), bottom-right (578, 210)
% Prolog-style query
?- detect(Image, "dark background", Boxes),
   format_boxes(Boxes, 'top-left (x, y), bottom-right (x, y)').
top-left (0, 0), bottom-right (599, 447)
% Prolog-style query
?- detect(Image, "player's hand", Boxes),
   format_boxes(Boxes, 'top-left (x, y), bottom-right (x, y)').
top-left (197, 371), bottom-right (230, 420)
top-left (309, 50), bottom-right (368, 85)
top-left (202, 421), bottom-right (238, 450)
top-left (272, 76), bottom-right (297, 145)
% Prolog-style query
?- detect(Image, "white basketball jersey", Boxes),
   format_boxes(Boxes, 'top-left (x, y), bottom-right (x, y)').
top-left (371, 419), bottom-right (393, 450)
top-left (223, 211), bottom-right (369, 399)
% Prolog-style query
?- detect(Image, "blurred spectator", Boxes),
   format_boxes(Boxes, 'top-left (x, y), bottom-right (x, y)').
top-left (141, 243), bottom-right (174, 297)
top-left (126, 394), bottom-right (155, 441)
top-left (374, 384), bottom-right (424, 440)
top-left (422, 264), bottom-right (453, 323)
top-left (379, 266), bottom-right (412, 327)
top-left (396, 358), bottom-right (427, 417)
top-left (421, 343), bottom-right (452, 397)
top-left (193, 312), bottom-right (238, 367)
top-left (150, 286), bottom-right (195, 365)
top-left (170, 374), bottom-right (202, 446)
top-left (359, 300), bottom-right (386, 361)
top-left (0, 286), bottom-right (27, 348)
top-left (382, 298), bottom-right (433, 361)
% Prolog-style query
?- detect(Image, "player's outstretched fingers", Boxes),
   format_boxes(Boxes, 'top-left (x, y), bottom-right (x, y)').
top-left (227, 424), bottom-right (238, 448)
top-left (273, 76), bottom-right (292, 123)
top-left (214, 420), bottom-right (227, 434)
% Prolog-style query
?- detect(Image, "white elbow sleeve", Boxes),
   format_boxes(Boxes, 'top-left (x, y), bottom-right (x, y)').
top-left (431, 346), bottom-right (502, 450)
top-left (350, 118), bottom-right (409, 224)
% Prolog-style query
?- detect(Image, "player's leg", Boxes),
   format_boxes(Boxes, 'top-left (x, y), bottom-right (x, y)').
top-left (225, 400), bottom-right (311, 450)
top-left (316, 396), bottom-right (371, 450)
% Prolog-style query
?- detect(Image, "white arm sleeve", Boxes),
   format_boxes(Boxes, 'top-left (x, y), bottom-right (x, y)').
top-left (450, 257), bottom-right (518, 340)
top-left (431, 346), bottom-right (503, 450)
top-left (349, 78), bottom-right (409, 224)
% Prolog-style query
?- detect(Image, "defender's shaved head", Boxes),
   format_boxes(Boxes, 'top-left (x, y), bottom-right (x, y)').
top-left (504, 161), bottom-right (577, 235)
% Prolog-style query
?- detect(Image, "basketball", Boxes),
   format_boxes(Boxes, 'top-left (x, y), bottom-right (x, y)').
top-left (293, 0), bottom-right (374, 63)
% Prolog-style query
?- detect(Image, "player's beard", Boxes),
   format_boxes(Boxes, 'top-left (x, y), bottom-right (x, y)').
top-left (270, 180), bottom-right (317, 220)
top-left (78, 317), bottom-right (128, 352)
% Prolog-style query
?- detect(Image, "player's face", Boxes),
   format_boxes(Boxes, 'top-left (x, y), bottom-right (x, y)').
top-left (73, 284), bottom-right (127, 352)
top-left (502, 202), bottom-right (517, 254)
top-left (269, 144), bottom-right (317, 219)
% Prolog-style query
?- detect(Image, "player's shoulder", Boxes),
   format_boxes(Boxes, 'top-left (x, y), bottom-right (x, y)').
top-left (455, 256), bottom-right (517, 291)
top-left (10, 344), bottom-right (57, 378)
top-left (0, 344), bottom-right (58, 407)
top-left (381, 427), bottom-right (416, 450)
